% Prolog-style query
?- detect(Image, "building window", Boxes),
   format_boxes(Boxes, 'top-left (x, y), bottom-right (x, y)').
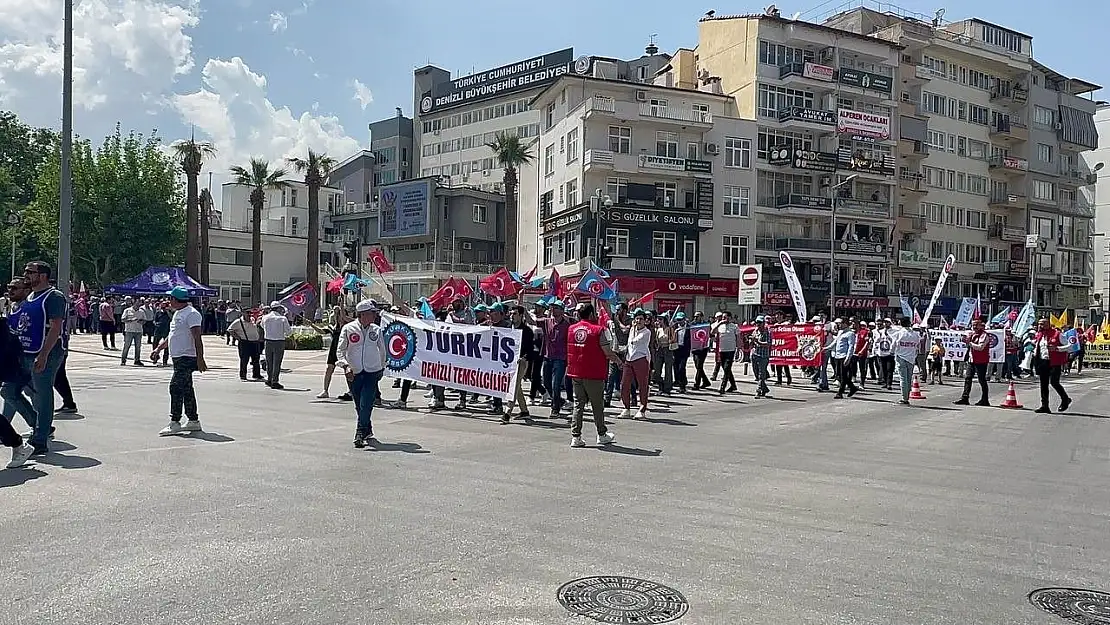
top-left (648, 98), bottom-right (667, 117)
top-left (540, 190), bottom-right (554, 217)
top-left (723, 185), bottom-right (750, 217)
top-left (968, 104), bottom-right (989, 125)
top-left (1038, 143), bottom-right (1053, 163)
top-left (1033, 179), bottom-right (1055, 202)
top-left (544, 144), bottom-right (555, 176)
top-left (605, 228), bottom-right (629, 257)
top-left (756, 170), bottom-right (813, 206)
top-left (684, 239), bottom-right (697, 265)
top-left (289, 188), bottom-right (298, 207)
top-left (724, 137), bottom-right (751, 168)
top-left (1034, 105), bottom-right (1056, 127)
top-left (280, 189), bottom-right (287, 206)
top-left (545, 101), bottom-right (555, 128)
top-left (656, 131), bottom-right (678, 158)
top-left (757, 40), bottom-right (814, 66)
top-left (722, 235), bottom-right (749, 266)
top-left (290, 216), bottom-right (299, 236)
top-left (652, 231), bottom-right (677, 259)
top-left (565, 229), bottom-right (578, 260)
top-left (757, 84), bottom-right (814, 118)
top-left (757, 130), bottom-right (811, 160)
top-left (656, 182), bottom-right (677, 207)
top-left (473, 204), bottom-right (487, 224)
top-left (543, 237), bottom-right (553, 266)
top-left (606, 177), bottom-right (628, 202)
top-left (566, 128), bottom-right (578, 164)
top-left (687, 142), bottom-right (699, 160)
top-left (608, 126), bottom-right (631, 154)
top-left (566, 178), bottom-right (578, 206)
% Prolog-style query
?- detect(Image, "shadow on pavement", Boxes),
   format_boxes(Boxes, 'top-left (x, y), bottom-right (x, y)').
top-left (0, 467), bottom-right (48, 487)
top-left (277, 388), bottom-right (312, 393)
top-left (1059, 412), bottom-right (1109, 420)
top-left (599, 444), bottom-right (662, 457)
top-left (366, 441), bottom-right (429, 454)
top-left (758, 397), bottom-right (807, 403)
top-left (46, 441), bottom-right (78, 452)
top-left (53, 412), bottom-right (85, 421)
top-left (642, 417), bottom-right (697, 427)
top-left (185, 431), bottom-right (236, 443)
top-left (36, 452), bottom-right (101, 469)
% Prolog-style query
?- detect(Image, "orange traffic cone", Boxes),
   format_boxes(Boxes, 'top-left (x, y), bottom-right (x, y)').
top-left (909, 373), bottom-right (926, 400)
top-left (999, 381), bottom-right (1023, 409)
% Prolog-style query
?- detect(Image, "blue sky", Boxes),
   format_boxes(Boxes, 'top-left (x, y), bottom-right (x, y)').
top-left (0, 0), bottom-right (1106, 191)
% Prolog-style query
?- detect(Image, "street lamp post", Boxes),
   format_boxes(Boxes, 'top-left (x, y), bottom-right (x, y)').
top-left (6, 211), bottom-right (20, 279)
top-left (827, 174), bottom-right (858, 319)
top-left (57, 0), bottom-right (74, 291)
top-left (591, 188), bottom-right (613, 266)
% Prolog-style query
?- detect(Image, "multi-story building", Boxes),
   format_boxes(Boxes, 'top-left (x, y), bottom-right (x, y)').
top-left (1085, 104), bottom-right (1110, 320)
top-left (664, 9), bottom-right (903, 317)
top-left (370, 108), bottom-right (415, 188)
top-left (525, 71), bottom-right (756, 312)
top-left (826, 3), bottom-right (1100, 321)
top-left (219, 179), bottom-right (342, 239)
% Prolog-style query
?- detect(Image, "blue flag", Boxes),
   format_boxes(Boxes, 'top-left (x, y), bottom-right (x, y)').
top-left (899, 295), bottom-right (913, 318)
top-left (591, 262), bottom-right (611, 279)
top-left (1012, 300), bottom-right (1036, 336)
top-left (990, 306), bottom-right (1011, 325)
top-left (575, 268), bottom-right (616, 300)
top-left (419, 298), bottom-right (435, 320)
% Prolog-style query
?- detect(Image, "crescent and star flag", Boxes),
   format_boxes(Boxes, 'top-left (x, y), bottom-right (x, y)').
top-left (342, 273), bottom-right (370, 293)
top-left (990, 306), bottom-right (1011, 325)
top-left (899, 295), bottom-right (912, 318)
top-left (575, 268), bottom-right (616, 301)
top-left (367, 248), bottom-right (394, 274)
top-left (596, 299), bottom-right (611, 327)
top-left (418, 298), bottom-right (435, 320)
top-left (480, 268), bottom-right (522, 298)
top-left (546, 268), bottom-right (565, 300)
top-left (325, 275), bottom-right (345, 295)
top-left (278, 282), bottom-right (317, 320)
top-left (629, 290), bottom-right (658, 308)
top-left (777, 251), bottom-right (807, 324)
top-left (689, 323), bottom-right (711, 351)
top-left (921, 253), bottom-right (956, 326)
top-left (591, 262), bottom-right (610, 279)
top-left (427, 276), bottom-right (474, 309)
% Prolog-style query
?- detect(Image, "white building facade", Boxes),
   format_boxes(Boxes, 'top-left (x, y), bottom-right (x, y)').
top-left (219, 180), bottom-right (343, 239)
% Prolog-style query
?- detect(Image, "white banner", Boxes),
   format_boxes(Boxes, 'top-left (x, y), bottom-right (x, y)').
top-left (380, 313), bottom-right (522, 400)
top-left (921, 254), bottom-right (956, 326)
top-left (836, 108), bottom-right (891, 140)
top-left (778, 251), bottom-right (808, 322)
top-left (931, 329), bottom-right (1005, 363)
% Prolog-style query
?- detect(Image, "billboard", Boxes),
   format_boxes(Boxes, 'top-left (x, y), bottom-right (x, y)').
top-left (419, 48), bottom-right (578, 115)
top-left (378, 178), bottom-right (433, 239)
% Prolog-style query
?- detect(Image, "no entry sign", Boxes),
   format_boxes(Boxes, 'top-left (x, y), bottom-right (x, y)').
top-left (737, 264), bottom-right (762, 306)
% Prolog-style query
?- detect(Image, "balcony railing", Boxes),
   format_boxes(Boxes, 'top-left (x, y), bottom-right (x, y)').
top-left (1059, 201), bottom-right (1095, 217)
top-left (638, 102), bottom-right (713, 124)
top-left (899, 139), bottom-right (930, 156)
top-left (989, 192), bottom-right (1027, 208)
top-left (756, 237), bottom-right (831, 252)
top-left (1058, 234), bottom-right (1093, 250)
top-left (988, 155), bottom-right (1028, 172)
top-left (390, 262), bottom-right (500, 274)
top-left (987, 223), bottom-right (1026, 242)
top-left (609, 257), bottom-right (699, 274)
top-left (333, 202), bottom-right (379, 216)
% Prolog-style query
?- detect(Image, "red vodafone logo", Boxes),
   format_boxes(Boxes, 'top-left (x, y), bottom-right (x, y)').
top-left (741, 267), bottom-right (759, 286)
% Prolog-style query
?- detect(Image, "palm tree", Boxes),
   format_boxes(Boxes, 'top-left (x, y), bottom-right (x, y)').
top-left (287, 149), bottom-right (336, 303)
top-left (230, 158), bottom-right (288, 304)
top-left (198, 187), bottom-right (214, 284)
top-left (170, 136), bottom-right (217, 278)
top-left (487, 131), bottom-right (534, 271)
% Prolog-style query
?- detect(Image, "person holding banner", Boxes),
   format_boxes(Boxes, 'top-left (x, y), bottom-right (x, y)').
top-left (504, 305), bottom-right (534, 423)
top-left (873, 319), bottom-right (895, 390)
top-left (953, 318), bottom-right (991, 406)
top-left (336, 300), bottom-right (387, 448)
top-left (1032, 317), bottom-right (1072, 414)
top-left (690, 311), bottom-right (712, 390)
top-left (566, 304), bottom-right (620, 448)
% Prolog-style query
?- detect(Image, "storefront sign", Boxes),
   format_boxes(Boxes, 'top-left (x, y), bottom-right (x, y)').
top-left (837, 68), bottom-right (894, 94)
top-left (421, 48), bottom-right (579, 114)
top-left (541, 208), bottom-right (585, 233)
top-left (638, 154), bottom-right (685, 171)
top-left (695, 180), bottom-right (714, 222)
top-left (777, 194), bottom-right (832, 209)
top-left (655, 297), bottom-right (690, 312)
top-left (837, 148), bottom-right (895, 176)
top-left (599, 207), bottom-right (697, 228)
top-left (803, 62), bottom-right (835, 82)
top-left (1062, 274), bottom-right (1093, 287)
top-left (897, 250), bottom-right (930, 269)
top-left (685, 159), bottom-right (712, 174)
top-left (763, 292), bottom-right (794, 306)
top-left (831, 296), bottom-right (887, 309)
top-left (777, 106), bottom-right (836, 125)
top-left (768, 145), bottom-right (837, 172)
top-left (838, 198), bottom-right (890, 217)
top-left (837, 109), bottom-right (891, 141)
top-left (708, 279), bottom-right (738, 297)
top-left (838, 240), bottom-right (887, 256)
top-left (850, 278), bottom-right (875, 295)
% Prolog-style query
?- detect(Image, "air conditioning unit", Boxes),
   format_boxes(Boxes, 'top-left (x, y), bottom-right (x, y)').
top-left (482, 169), bottom-right (490, 176)
top-left (1053, 283), bottom-right (1062, 292)
top-left (705, 143), bottom-right (719, 155)
top-left (462, 242), bottom-right (473, 250)
top-left (635, 90), bottom-right (647, 102)
top-left (433, 129), bottom-right (441, 135)
top-left (1054, 122), bottom-right (1063, 130)
top-left (492, 183), bottom-right (503, 193)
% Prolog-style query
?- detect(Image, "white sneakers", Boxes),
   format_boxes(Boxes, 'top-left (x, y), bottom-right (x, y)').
top-left (570, 432), bottom-right (616, 448)
top-left (634, 408), bottom-right (647, 421)
top-left (570, 436), bottom-right (585, 448)
top-left (619, 408), bottom-right (632, 419)
top-left (6, 444), bottom-right (34, 469)
top-left (158, 420), bottom-right (202, 436)
top-left (316, 390), bottom-right (329, 399)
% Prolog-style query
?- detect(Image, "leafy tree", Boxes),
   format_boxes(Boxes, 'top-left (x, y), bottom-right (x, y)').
top-left (0, 111), bottom-right (58, 274)
top-left (170, 136), bottom-right (217, 279)
top-left (25, 124), bottom-right (185, 286)
top-left (287, 148), bottom-right (335, 303)
top-left (230, 158), bottom-right (288, 304)
top-left (487, 131), bottom-right (534, 271)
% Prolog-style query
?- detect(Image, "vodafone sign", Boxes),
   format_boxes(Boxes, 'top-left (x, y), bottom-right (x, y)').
top-left (737, 264), bottom-right (762, 306)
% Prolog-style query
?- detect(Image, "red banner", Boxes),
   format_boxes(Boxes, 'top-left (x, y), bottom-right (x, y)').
top-left (769, 323), bottom-right (825, 367)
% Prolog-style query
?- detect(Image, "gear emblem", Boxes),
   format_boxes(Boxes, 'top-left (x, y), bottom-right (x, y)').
top-left (384, 321), bottom-right (417, 372)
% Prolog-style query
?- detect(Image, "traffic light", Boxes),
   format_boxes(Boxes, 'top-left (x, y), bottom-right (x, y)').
top-left (989, 287), bottom-right (1000, 307)
top-left (597, 243), bottom-right (612, 269)
top-left (343, 238), bottom-right (361, 263)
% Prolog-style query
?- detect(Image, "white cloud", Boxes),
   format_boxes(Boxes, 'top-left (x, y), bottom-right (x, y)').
top-left (351, 79), bottom-right (374, 110)
top-left (0, 0), bottom-right (199, 122)
top-left (286, 46), bottom-right (314, 63)
top-left (173, 57), bottom-right (361, 181)
top-left (269, 11), bottom-right (288, 32)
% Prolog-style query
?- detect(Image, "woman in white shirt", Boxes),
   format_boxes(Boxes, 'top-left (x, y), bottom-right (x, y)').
top-left (620, 309), bottom-right (653, 420)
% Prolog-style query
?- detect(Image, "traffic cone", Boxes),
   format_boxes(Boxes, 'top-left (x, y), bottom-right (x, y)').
top-left (909, 374), bottom-right (926, 400)
top-left (999, 381), bottom-right (1023, 409)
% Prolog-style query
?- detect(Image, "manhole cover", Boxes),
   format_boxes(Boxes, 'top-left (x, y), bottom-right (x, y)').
top-left (556, 576), bottom-right (688, 624)
top-left (1030, 588), bottom-right (1110, 625)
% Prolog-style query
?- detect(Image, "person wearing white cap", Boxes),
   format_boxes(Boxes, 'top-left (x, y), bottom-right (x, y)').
top-left (260, 301), bottom-right (292, 389)
top-left (336, 299), bottom-right (387, 447)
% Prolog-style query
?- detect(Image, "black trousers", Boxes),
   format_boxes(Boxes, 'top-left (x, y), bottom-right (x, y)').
top-left (674, 349), bottom-right (690, 390)
top-left (237, 340), bottom-right (261, 379)
top-left (692, 349), bottom-right (710, 388)
top-left (1035, 361), bottom-right (1070, 408)
top-left (169, 356), bottom-right (199, 421)
top-left (99, 320), bottom-right (116, 348)
top-left (776, 364), bottom-right (792, 384)
top-left (835, 357), bottom-right (858, 396)
top-left (960, 362), bottom-right (989, 402)
top-left (54, 355), bottom-right (76, 408)
top-left (717, 350), bottom-right (736, 391)
top-left (0, 407), bottom-right (22, 447)
top-left (879, 355), bottom-right (895, 388)
top-left (529, 356), bottom-right (545, 400)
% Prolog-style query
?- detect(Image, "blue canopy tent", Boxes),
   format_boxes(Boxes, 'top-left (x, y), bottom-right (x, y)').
top-left (104, 266), bottom-right (216, 298)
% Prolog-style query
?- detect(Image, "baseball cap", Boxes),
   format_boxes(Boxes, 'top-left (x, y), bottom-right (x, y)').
top-left (489, 302), bottom-right (506, 313)
top-left (754, 315), bottom-right (765, 323)
top-left (549, 300), bottom-right (565, 309)
top-left (167, 286), bottom-right (191, 301)
top-left (674, 312), bottom-right (686, 320)
top-left (473, 304), bottom-right (489, 313)
top-left (355, 299), bottom-right (377, 313)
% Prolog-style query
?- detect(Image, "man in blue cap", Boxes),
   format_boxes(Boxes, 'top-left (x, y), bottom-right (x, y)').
top-left (152, 286), bottom-right (207, 435)
top-left (750, 316), bottom-right (772, 397)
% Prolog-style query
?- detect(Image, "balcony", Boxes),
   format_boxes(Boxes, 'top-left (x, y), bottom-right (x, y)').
top-left (1058, 167), bottom-right (1098, 187)
top-left (583, 95), bottom-right (617, 115)
top-left (987, 223), bottom-right (1026, 243)
top-left (777, 106), bottom-right (837, 130)
top-left (989, 118), bottom-right (1029, 142)
top-left (638, 102), bottom-right (713, 126)
top-left (775, 194), bottom-right (832, 211)
top-left (1059, 201), bottom-right (1095, 218)
top-left (609, 257), bottom-right (700, 274)
top-left (896, 209), bottom-right (927, 234)
top-left (898, 172), bottom-right (926, 194)
top-left (990, 85), bottom-right (1028, 106)
top-left (390, 261), bottom-right (500, 275)
top-left (988, 192), bottom-right (1027, 210)
top-left (899, 98), bottom-right (928, 118)
top-left (584, 149), bottom-right (615, 170)
top-left (755, 237), bottom-right (888, 257)
top-left (333, 202), bottom-right (379, 216)
top-left (837, 198), bottom-right (891, 219)
top-left (988, 154), bottom-right (1029, 176)
top-left (1058, 234), bottom-right (1093, 251)
top-left (898, 138), bottom-right (929, 159)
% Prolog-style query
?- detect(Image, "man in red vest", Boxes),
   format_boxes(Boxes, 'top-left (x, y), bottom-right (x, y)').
top-left (954, 318), bottom-right (992, 406)
top-left (566, 303), bottom-right (622, 448)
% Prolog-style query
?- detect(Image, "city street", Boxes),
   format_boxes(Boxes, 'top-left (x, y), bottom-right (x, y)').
top-left (4, 334), bottom-right (1110, 625)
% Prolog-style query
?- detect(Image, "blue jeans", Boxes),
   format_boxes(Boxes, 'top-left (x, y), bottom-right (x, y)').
top-left (812, 350), bottom-right (830, 389)
top-left (544, 358), bottom-right (567, 411)
top-left (752, 355), bottom-right (770, 394)
top-left (605, 361), bottom-right (622, 401)
top-left (350, 369), bottom-right (383, 435)
top-left (897, 357), bottom-right (915, 402)
top-left (1, 370), bottom-right (35, 430)
top-left (18, 346), bottom-right (63, 448)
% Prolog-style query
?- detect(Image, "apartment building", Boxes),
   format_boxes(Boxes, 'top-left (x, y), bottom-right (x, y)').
top-left (661, 10), bottom-right (903, 317)
top-left (826, 3), bottom-right (1100, 320)
top-left (219, 179), bottom-right (342, 239)
top-left (1084, 104), bottom-right (1110, 320)
top-left (525, 73), bottom-right (756, 312)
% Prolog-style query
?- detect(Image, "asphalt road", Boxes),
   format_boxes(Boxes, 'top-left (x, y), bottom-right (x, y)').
top-left (4, 334), bottom-right (1110, 625)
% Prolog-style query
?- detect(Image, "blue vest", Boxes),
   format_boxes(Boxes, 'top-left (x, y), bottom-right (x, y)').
top-left (17, 290), bottom-right (50, 354)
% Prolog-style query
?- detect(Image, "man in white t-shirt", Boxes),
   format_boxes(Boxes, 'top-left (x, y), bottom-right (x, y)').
top-left (890, 317), bottom-right (921, 405)
top-left (152, 287), bottom-right (207, 435)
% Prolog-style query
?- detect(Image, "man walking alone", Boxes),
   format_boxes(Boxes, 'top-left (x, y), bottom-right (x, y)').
top-left (14, 262), bottom-right (67, 455)
top-left (152, 287), bottom-right (207, 435)
top-left (565, 303), bottom-right (620, 448)
top-left (120, 298), bottom-right (146, 366)
top-left (336, 300), bottom-right (386, 448)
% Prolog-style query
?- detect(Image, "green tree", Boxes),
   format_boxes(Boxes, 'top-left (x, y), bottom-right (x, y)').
top-left (0, 110), bottom-right (58, 275)
top-left (287, 149), bottom-right (336, 302)
top-left (487, 131), bottom-right (534, 271)
top-left (170, 136), bottom-right (217, 279)
top-left (230, 158), bottom-right (288, 304)
top-left (25, 124), bottom-right (185, 286)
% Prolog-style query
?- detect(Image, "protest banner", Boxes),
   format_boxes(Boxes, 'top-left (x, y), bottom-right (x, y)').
top-left (1085, 340), bottom-right (1110, 365)
top-left (931, 329), bottom-right (1005, 363)
top-left (769, 323), bottom-right (824, 367)
top-left (380, 313), bottom-right (522, 401)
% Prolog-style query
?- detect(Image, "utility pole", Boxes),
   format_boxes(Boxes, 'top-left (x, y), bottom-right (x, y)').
top-left (57, 0), bottom-right (74, 290)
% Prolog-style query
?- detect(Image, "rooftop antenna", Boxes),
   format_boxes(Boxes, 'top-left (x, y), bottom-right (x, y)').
top-left (790, 11), bottom-right (801, 20)
top-left (646, 33), bottom-right (659, 55)
top-left (932, 8), bottom-right (945, 27)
